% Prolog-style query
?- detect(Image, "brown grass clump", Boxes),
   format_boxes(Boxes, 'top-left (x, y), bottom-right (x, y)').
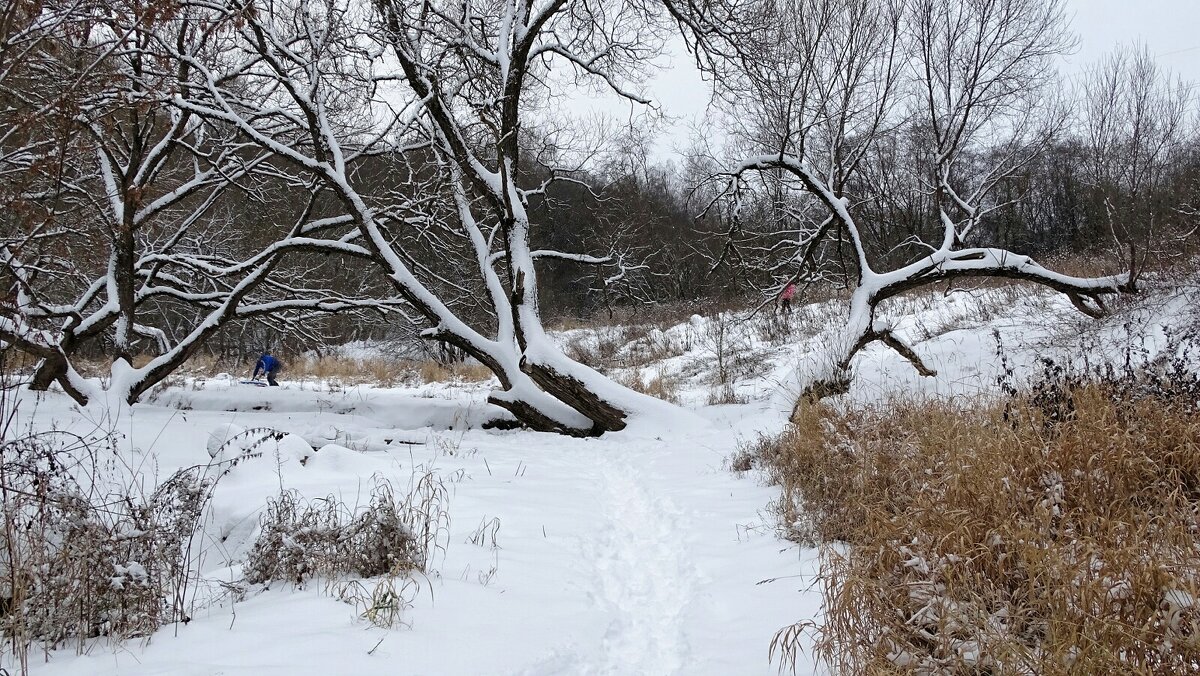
top-left (245, 475), bottom-right (446, 585)
top-left (450, 360), bottom-right (494, 382)
top-left (0, 349), bottom-right (39, 375)
top-left (762, 383), bottom-right (1200, 674)
top-left (289, 355), bottom-right (493, 387)
top-left (618, 369), bottom-right (681, 404)
top-left (417, 359), bottom-right (494, 384)
top-left (363, 358), bottom-right (409, 387)
top-left (294, 355), bottom-right (415, 386)
top-left (243, 473), bottom-right (449, 628)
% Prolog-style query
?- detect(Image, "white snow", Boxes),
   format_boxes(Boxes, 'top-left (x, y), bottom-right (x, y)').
top-left (7, 280), bottom-right (1196, 675)
top-left (12, 378), bottom-right (815, 675)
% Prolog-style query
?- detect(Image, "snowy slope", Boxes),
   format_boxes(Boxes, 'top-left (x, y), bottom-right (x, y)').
top-left (8, 282), bottom-right (1195, 676)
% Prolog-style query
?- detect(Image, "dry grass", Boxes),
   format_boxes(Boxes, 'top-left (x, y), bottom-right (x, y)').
top-left (245, 475), bottom-right (446, 585)
top-left (1040, 250), bottom-right (1132, 280)
top-left (897, 286), bottom-right (1028, 342)
top-left (618, 369), bottom-right (682, 404)
top-left (244, 472), bottom-right (449, 628)
top-left (706, 383), bottom-right (749, 406)
top-left (560, 316), bottom-right (693, 375)
top-left (284, 355), bottom-right (493, 387)
top-left (758, 379), bottom-right (1200, 674)
top-left (0, 349), bottom-right (39, 376)
top-left (417, 360), bottom-right (494, 384)
top-left (546, 296), bottom-right (751, 333)
top-left (291, 355), bottom-right (415, 387)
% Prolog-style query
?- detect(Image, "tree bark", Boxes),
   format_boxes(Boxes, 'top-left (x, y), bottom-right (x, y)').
top-left (520, 359), bottom-right (628, 433)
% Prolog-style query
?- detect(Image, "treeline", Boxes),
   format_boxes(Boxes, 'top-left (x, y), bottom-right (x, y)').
top-left (533, 60), bottom-right (1199, 318)
top-left (0, 0), bottom-right (1194, 431)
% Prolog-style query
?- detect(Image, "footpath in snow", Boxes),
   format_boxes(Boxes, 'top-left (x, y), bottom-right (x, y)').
top-left (14, 381), bottom-right (820, 676)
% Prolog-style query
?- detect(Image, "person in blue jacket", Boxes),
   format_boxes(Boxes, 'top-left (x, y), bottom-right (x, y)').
top-left (253, 352), bottom-right (282, 386)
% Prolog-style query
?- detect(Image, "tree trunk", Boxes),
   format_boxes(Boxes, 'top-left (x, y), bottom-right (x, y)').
top-left (112, 217), bottom-right (138, 363)
top-left (28, 357), bottom-right (63, 391)
top-left (519, 359), bottom-right (628, 433)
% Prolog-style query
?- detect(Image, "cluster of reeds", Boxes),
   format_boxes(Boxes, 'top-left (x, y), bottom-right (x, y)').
top-left (757, 355), bottom-right (1200, 673)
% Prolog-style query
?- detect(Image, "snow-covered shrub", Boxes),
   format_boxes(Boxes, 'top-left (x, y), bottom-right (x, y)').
top-left (244, 473), bottom-right (449, 621)
top-left (693, 312), bottom-right (770, 404)
top-left (0, 433), bottom-right (213, 665)
top-left (728, 435), bottom-right (769, 473)
top-left (622, 327), bottom-right (692, 370)
top-left (748, 303), bottom-right (829, 346)
top-left (761, 365), bottom-right (1200, 673)
top-left (563, 325), bottom-right (640, 373)
top-left (617, 369), bottom-right (682, 404)
top-left (750, 310), bottom-right (795, 345)
top-left (242, 474), bottom-right (448, 628)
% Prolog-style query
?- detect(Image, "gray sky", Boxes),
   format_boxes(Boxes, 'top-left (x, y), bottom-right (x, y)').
top-left (564, 0), bottom-right (1200, 165)
top-left (1066, 0), bottom-right (1200, 82)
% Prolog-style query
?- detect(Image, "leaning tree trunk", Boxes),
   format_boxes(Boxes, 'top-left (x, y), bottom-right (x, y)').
top-left (518, 359), bottom-right (629, 433)
top-left (789, 251), bottom-right (1134, 422)
top-left (421, 326), bottom-right (600, 436)
top-left (503, 222), bottom-right (637, 433)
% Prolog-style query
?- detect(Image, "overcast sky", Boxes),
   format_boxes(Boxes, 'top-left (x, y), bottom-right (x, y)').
top-left (1067, 0), bottom-right (1200, 81)
top-left (564, 0), bottom-right (1200, 164)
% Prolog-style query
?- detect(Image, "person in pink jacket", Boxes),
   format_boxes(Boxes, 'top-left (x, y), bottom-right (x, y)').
top-left (780, 282), bottom-right (797, 315)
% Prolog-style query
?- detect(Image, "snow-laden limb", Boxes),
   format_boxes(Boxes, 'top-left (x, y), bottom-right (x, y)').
top-left (718, 149), bottom-right (1132, 409)
top-left (370, 0), bottom-right (726, 432)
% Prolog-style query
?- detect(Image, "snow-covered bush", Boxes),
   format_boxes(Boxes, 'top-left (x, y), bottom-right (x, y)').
top-left (617, 369), bottom-right (682, 405)
top-left (0, 433), bottom-right (213, 666)
top-left (760, 362), bottom-right (1200, 673)
top-left (243, 474), bottom-right (449, 626)
top-left (562, 325), bottom-right (642, 373)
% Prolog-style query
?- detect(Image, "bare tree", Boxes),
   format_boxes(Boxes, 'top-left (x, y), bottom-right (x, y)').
top-left (1080, 44), bottom-right (1195, 275)
top-left (696, 0), bottom-right (1134, 409)
top-left (1, 2), bottom-right (403, 406)
top-left (160, 0), bottom-right (696, 434)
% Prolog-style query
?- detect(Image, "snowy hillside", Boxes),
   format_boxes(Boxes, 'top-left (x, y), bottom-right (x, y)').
top-left (5, 281), bottom-right (1197, 675)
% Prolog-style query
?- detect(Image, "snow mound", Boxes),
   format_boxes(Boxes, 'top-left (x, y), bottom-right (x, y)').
top-left (207, 423), bottom-right (246, 458)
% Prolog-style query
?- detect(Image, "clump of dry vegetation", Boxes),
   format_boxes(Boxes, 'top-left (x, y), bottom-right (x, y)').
top-left (418, 359), bottom-right (493, 384)
top-left (287, 355), bottom-right (493, 386)
top-left (0, 403), bottom-right (306, 673)
top-left (618, 369), bottom-right (682, 404)
top-left (0, 431), bottom-right (215, 670)
top-left (244, 473), bottom-right (449, 627)
top-left (564, 323), bottom-right (691, 374)
top-left (757, 355), bottom-right (1200, 673)
top-left (288, 355), bottom-right (414, 386)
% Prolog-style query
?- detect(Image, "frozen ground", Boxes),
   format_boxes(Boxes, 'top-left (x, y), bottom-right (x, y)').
top-left (10, 377), bottom-right (817, 675)
top-left (7, 281), bottom-right (1196, 676)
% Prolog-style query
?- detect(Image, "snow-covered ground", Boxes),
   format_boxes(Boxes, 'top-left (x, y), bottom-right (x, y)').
top-left (7, 281), bottom-right (1196, 675)
top-left (9, 376), bottom-right (817, 675)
